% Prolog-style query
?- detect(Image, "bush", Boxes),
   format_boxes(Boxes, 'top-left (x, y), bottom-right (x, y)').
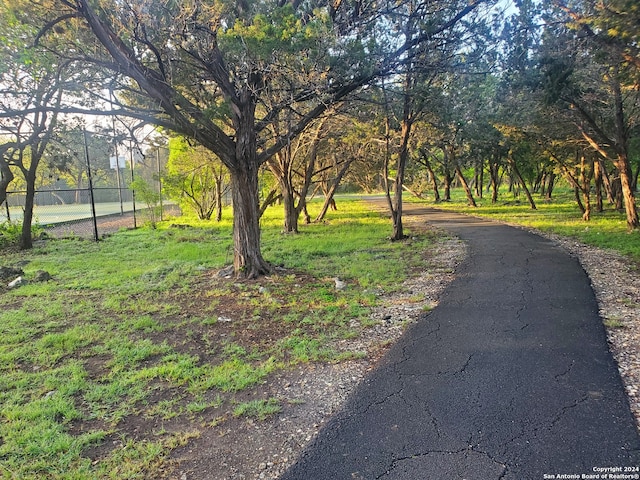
top-left (130, 178), bottom-right (162, 228)
top-left (0, 221), bottom-right (22, 248)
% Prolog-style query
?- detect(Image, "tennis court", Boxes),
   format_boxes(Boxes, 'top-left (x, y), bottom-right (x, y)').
top-left (0, 201), bottom-right (136, 226)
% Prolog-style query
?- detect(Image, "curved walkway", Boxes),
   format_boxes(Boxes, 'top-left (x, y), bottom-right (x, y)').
top-left (280, 206), bottom-right (640, 479)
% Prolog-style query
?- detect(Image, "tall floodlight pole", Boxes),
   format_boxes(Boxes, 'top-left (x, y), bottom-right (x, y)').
top-left (112, 127), bottom-right (124, 215)
top-left (109, 89), bottom-right (124, 215)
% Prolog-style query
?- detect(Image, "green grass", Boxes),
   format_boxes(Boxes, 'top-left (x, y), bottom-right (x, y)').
top-left (410, 186), bottom-right (640, 263)
top-left (232, 398), bottom-right (282, 421)
top-left (0, 197), bottom-right (434, 479)
top-left (6, 189), bottom-right (635, 477)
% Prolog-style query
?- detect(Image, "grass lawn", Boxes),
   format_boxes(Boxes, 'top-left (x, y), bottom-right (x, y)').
top-left (0, 198), bottom-right (437, 479)
top-left (408, 187), bottom-right (640, 264)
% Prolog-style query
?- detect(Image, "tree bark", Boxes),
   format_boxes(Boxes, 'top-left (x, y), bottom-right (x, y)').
top-left (545, 172), bottom-right (555, 200)
top-left (573, 186), bottom-right (586, 216)
top-left (19, 161), bottom-right (39, 250)
top-left (579, 153), bottom-right (593, 221)
top-left (489, 160), bottom-right (500, 203)
top-left (231, 98), bottom-right (271, 278)
top-left (455, 164), bottom-right (477, 207)
top-left (214, 175), bottom-right (223, 222)
top-left (418, 150), bottom-right (440, 202)
top-left (594, 159), bottom-right (604, 213)
top-left (611, 75), bottom-right (639, 229)
top-left (390, 112), bottom-right (412, 241)
top-left (616, 152), bottom-right (639, 228)
top-left (508, 153), bottom-right (536, 209)
top-left (315, 158), bottom-right (353, 222)
top-left (230, 165), bottom-right (270, 278)
top-left (443, 170), bottom-right (453, 201)
top-left (0, 157), bottom-right (14, 208)
top-left (281, 176), bottom-right (298, 233)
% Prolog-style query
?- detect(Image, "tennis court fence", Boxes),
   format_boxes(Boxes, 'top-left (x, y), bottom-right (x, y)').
top-left (1, 187), bottom-right (179, 240)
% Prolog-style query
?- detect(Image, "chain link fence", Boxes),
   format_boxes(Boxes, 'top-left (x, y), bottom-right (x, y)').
top-left (1, 187), bottom-right (180, 240)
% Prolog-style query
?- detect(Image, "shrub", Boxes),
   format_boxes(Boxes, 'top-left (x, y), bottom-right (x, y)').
top-left (0, 220), bottom-right (23, 248)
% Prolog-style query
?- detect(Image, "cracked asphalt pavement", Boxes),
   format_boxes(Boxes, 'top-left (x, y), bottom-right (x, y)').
top-left (279, 206), bottom-right (640, 480)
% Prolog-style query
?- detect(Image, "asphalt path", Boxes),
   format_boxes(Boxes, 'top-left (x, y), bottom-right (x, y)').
top-left (280, 206), bottom-right (640, 480)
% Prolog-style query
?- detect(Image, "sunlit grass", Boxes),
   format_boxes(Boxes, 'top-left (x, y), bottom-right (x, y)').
top-left (410, 187), bottom-right (640, 262)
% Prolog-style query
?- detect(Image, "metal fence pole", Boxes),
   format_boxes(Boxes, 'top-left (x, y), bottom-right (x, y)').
top-left (157, 148), bottom-right (163, 221)
top-left (83, 129), bottom-right (100, 242)
top-left (129, 139), bottom-right (137, 229)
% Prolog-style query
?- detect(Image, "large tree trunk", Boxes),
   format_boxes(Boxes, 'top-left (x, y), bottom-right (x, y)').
top-left (269, 147), bottom-right (300, 234)
top-left (611, 76), bottom-right (639, 229)
top-left (582, 191), bottom-right (591, 221)
top-left (579, 153), bottom-right (593, 221)
top-left (20, 171), bottom-right (37, 249)
top-left (616, 153), bottom-right (639, 229)
top-left (390, 117), bottom-right (412, 241)
top-left (232, 101), bottom-right (271, 278)
top-left (230, 165), bottom-right (270, 278)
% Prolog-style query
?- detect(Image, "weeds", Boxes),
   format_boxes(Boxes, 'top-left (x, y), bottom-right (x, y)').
top-left (233, 398), bottom-right (282, 421)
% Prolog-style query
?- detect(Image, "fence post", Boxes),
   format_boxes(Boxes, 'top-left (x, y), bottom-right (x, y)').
top-left (83, 129), bottom-right (100, 242)
top-left (156, 148), bottom-right (163, 221)
top-left (129, 139), bottom-right (137, 229)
